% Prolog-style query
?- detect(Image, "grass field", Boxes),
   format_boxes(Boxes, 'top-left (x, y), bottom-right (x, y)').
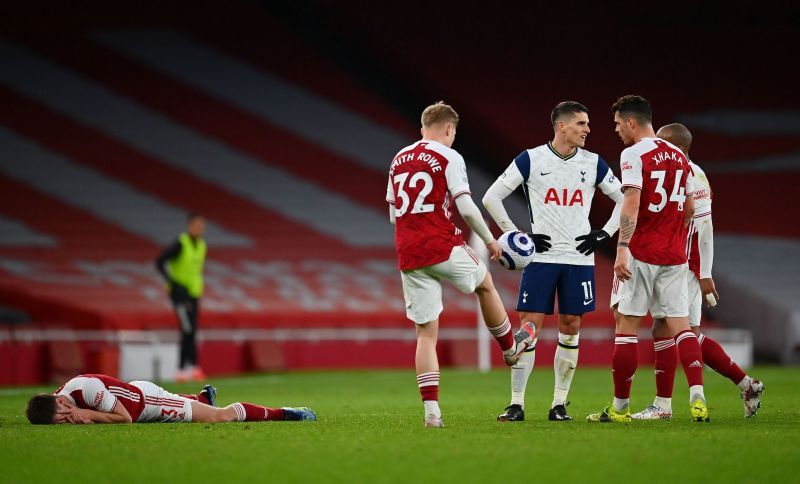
top-left (1, 366), bottom-right (799, 483)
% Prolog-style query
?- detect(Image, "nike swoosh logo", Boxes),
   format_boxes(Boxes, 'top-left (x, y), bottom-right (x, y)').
top-left (540, 172), bottom-right (551, 176)
top-left (583, 299), bottom-right (594, 306)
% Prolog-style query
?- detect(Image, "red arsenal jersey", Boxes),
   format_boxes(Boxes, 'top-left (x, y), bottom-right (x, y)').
top-left (620, 138), bottom-right (695, 266)
top-left (386, 140), bottom-right (470, 270)
top-left (56, 374), bottom-right (145, 421)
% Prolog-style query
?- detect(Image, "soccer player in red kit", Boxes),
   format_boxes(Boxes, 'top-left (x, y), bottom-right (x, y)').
top-left (631, 123), bottom-right (764, 420)
top-left (387, 102), bottom-right (535, 428)
top-left (26, 374), bottom-right (316, 424)
top-left (587, 95), bottom-right (709, 423)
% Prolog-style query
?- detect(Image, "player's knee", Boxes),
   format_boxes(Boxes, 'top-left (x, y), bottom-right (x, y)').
top-left (474, 271), bottom-right (495, 294)
top-left (651, 319), bottom-right (670, 338)
top-left (559, 316), bottom-right (581, 334)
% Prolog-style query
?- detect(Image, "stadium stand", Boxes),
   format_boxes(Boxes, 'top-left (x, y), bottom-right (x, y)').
top-left (2, 2), bottom-right (791, 383)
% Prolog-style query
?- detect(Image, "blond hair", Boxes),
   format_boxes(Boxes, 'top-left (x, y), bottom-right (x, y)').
top-left (421, 101), bottom-right (459, 129)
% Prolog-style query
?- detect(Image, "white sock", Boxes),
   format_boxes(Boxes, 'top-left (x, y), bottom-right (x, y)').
top-left (552, 332), bottom-right (579, 407)
top-left (689, 385), bottom-right (706, 404)
top-left (736, 376), bottom-right (752, 391)
top-left (654, 396), bottom-right (672, 411)
top-left (613, 397), bottom-right (630, 412)
top-left (423, 400), bottom-right (441, 418)
top-left (510, 342), bottom-right (537, 407)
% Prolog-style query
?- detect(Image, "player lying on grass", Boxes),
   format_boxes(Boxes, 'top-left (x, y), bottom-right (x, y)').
top-left (26, 373), bottom-right (317, 424)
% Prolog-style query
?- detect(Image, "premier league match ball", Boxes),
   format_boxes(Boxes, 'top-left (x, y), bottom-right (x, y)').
top-left (497, 230), bottom-right (536, 270)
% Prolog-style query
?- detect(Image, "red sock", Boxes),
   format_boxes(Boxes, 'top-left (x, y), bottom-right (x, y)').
top-left (675, 330), bottom-right (704, 387)
top-left (487, 317), bottom-right (514, 352)
top-left (612, 334), bottom-right (638, 399)
top-left (229, 402), bottom-right (285, 421)
top-left (653, 337), bottom-right (678, 398)
top-left (417, 371), bottom-right (439, 401)
top-left (180, 394), bottom-right (200, 402)
top-left (699, 334), bottom-right (746, 385)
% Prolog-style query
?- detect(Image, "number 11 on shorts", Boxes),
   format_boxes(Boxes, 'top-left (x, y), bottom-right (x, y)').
top-left (581, 281), bottom-right (593, 301)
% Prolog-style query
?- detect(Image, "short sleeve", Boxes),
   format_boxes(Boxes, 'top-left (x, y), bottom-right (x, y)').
top-left (620, 148), bottom-right (643, 189)
top-left (386, 176), bottom-right (395, 203)
top-left (684, 168), bottom-right (696, 198)
top-left (499, 152), bottom-right (527, 191)
top-left (595, 156), bottom-right (623, 195)
top-left (445, 153), bottom-right (471, 198)
top-left (82, 378), bottom-right (117, 413)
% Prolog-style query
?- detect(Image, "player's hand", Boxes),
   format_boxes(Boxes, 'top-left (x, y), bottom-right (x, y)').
top-left (486, 240), bottom-right (502, 261)
top-left (575, 230), bottom-right (610, 255)
top-left (699, 278), bottom-right (720, 307)
top-left (69, 408), bottom-right (94, 425)
top-left (614, 247), bottom-right (632, 281)
top-left (527, 233), bottom-right (552, 253)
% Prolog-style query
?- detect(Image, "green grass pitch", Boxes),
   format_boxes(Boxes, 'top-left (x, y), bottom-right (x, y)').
top-left (1, 366), bottom-right (798, 483)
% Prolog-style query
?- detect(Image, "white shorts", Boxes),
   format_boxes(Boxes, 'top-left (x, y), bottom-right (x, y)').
top-left (610, 253), bottom-right (689, 318)
top-left (130, 381), bottom-right (193, 423)
top-left (401, 244), bottom-right (487, 324)
top-left (651, 271), bottom-right (701, 326)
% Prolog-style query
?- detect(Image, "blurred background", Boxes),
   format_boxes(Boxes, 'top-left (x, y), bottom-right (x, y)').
top-left (1, 0), bottom-right (798, 385)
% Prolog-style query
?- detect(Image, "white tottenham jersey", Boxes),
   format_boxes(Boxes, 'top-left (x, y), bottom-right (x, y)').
top-left (499, 143), bottom-right (622, 266)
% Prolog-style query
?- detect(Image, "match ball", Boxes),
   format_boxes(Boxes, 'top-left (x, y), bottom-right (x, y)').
top-left (497, 230), bottom-right (536, 271)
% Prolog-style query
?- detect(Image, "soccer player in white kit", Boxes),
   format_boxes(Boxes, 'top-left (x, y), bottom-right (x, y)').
top-left (387, 102), bottom-right (535, 428)
top-left (26, 374), bottom-right (317, 424)
top-left (630, 123), bottom-right (764, 420)
top-left (482, 101), bottom-right (624, 421)
top-left (587, 95), bottom-right (710, 423)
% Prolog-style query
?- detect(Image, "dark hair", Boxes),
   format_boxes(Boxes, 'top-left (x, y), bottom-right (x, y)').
top-left (551, 101), bottom-right (589, 128)
top-left (27, 394), bottom-right (58, 424)
top-left (186, 212), bottom-right (204, 223)
top-left (611, 95), bottom-right (652, 124)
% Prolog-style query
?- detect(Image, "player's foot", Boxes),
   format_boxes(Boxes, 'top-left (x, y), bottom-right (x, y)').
top-left (690, 399), bottom-right (710, 422)
top-left (548, 402), bottom-right (573, 421)
top-left (503, 322), bottom-right (536, 366)
top-left (630, 404), bottom-right (672, 420)
top-left (742, 379), bottom-right (764, 418)
top-left (281, 407), bottom-right (317, 421)
top-left (586, 405), bottom-right (631, 423)
top-left (424, 414), bottom-right (444, 428)
top-left (497, 404), bottom-right (524, 422)
top-left (200, 385), bottom-right (217, 407)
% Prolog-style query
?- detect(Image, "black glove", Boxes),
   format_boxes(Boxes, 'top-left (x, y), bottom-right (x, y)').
top-left (170, 281), bottom-right (190, 301)
top-left (575, 230), bottom-right (610, 255)
top-left (527, 233), bottom-right (552, 253)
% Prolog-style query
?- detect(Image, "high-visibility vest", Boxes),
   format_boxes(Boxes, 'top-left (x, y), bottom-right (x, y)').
top-left (167, 233), bottom-right (206, 298)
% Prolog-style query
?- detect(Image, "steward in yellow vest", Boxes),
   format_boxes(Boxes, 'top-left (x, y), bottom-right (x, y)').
top-left (155, 213), bottom-right (207, 382)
